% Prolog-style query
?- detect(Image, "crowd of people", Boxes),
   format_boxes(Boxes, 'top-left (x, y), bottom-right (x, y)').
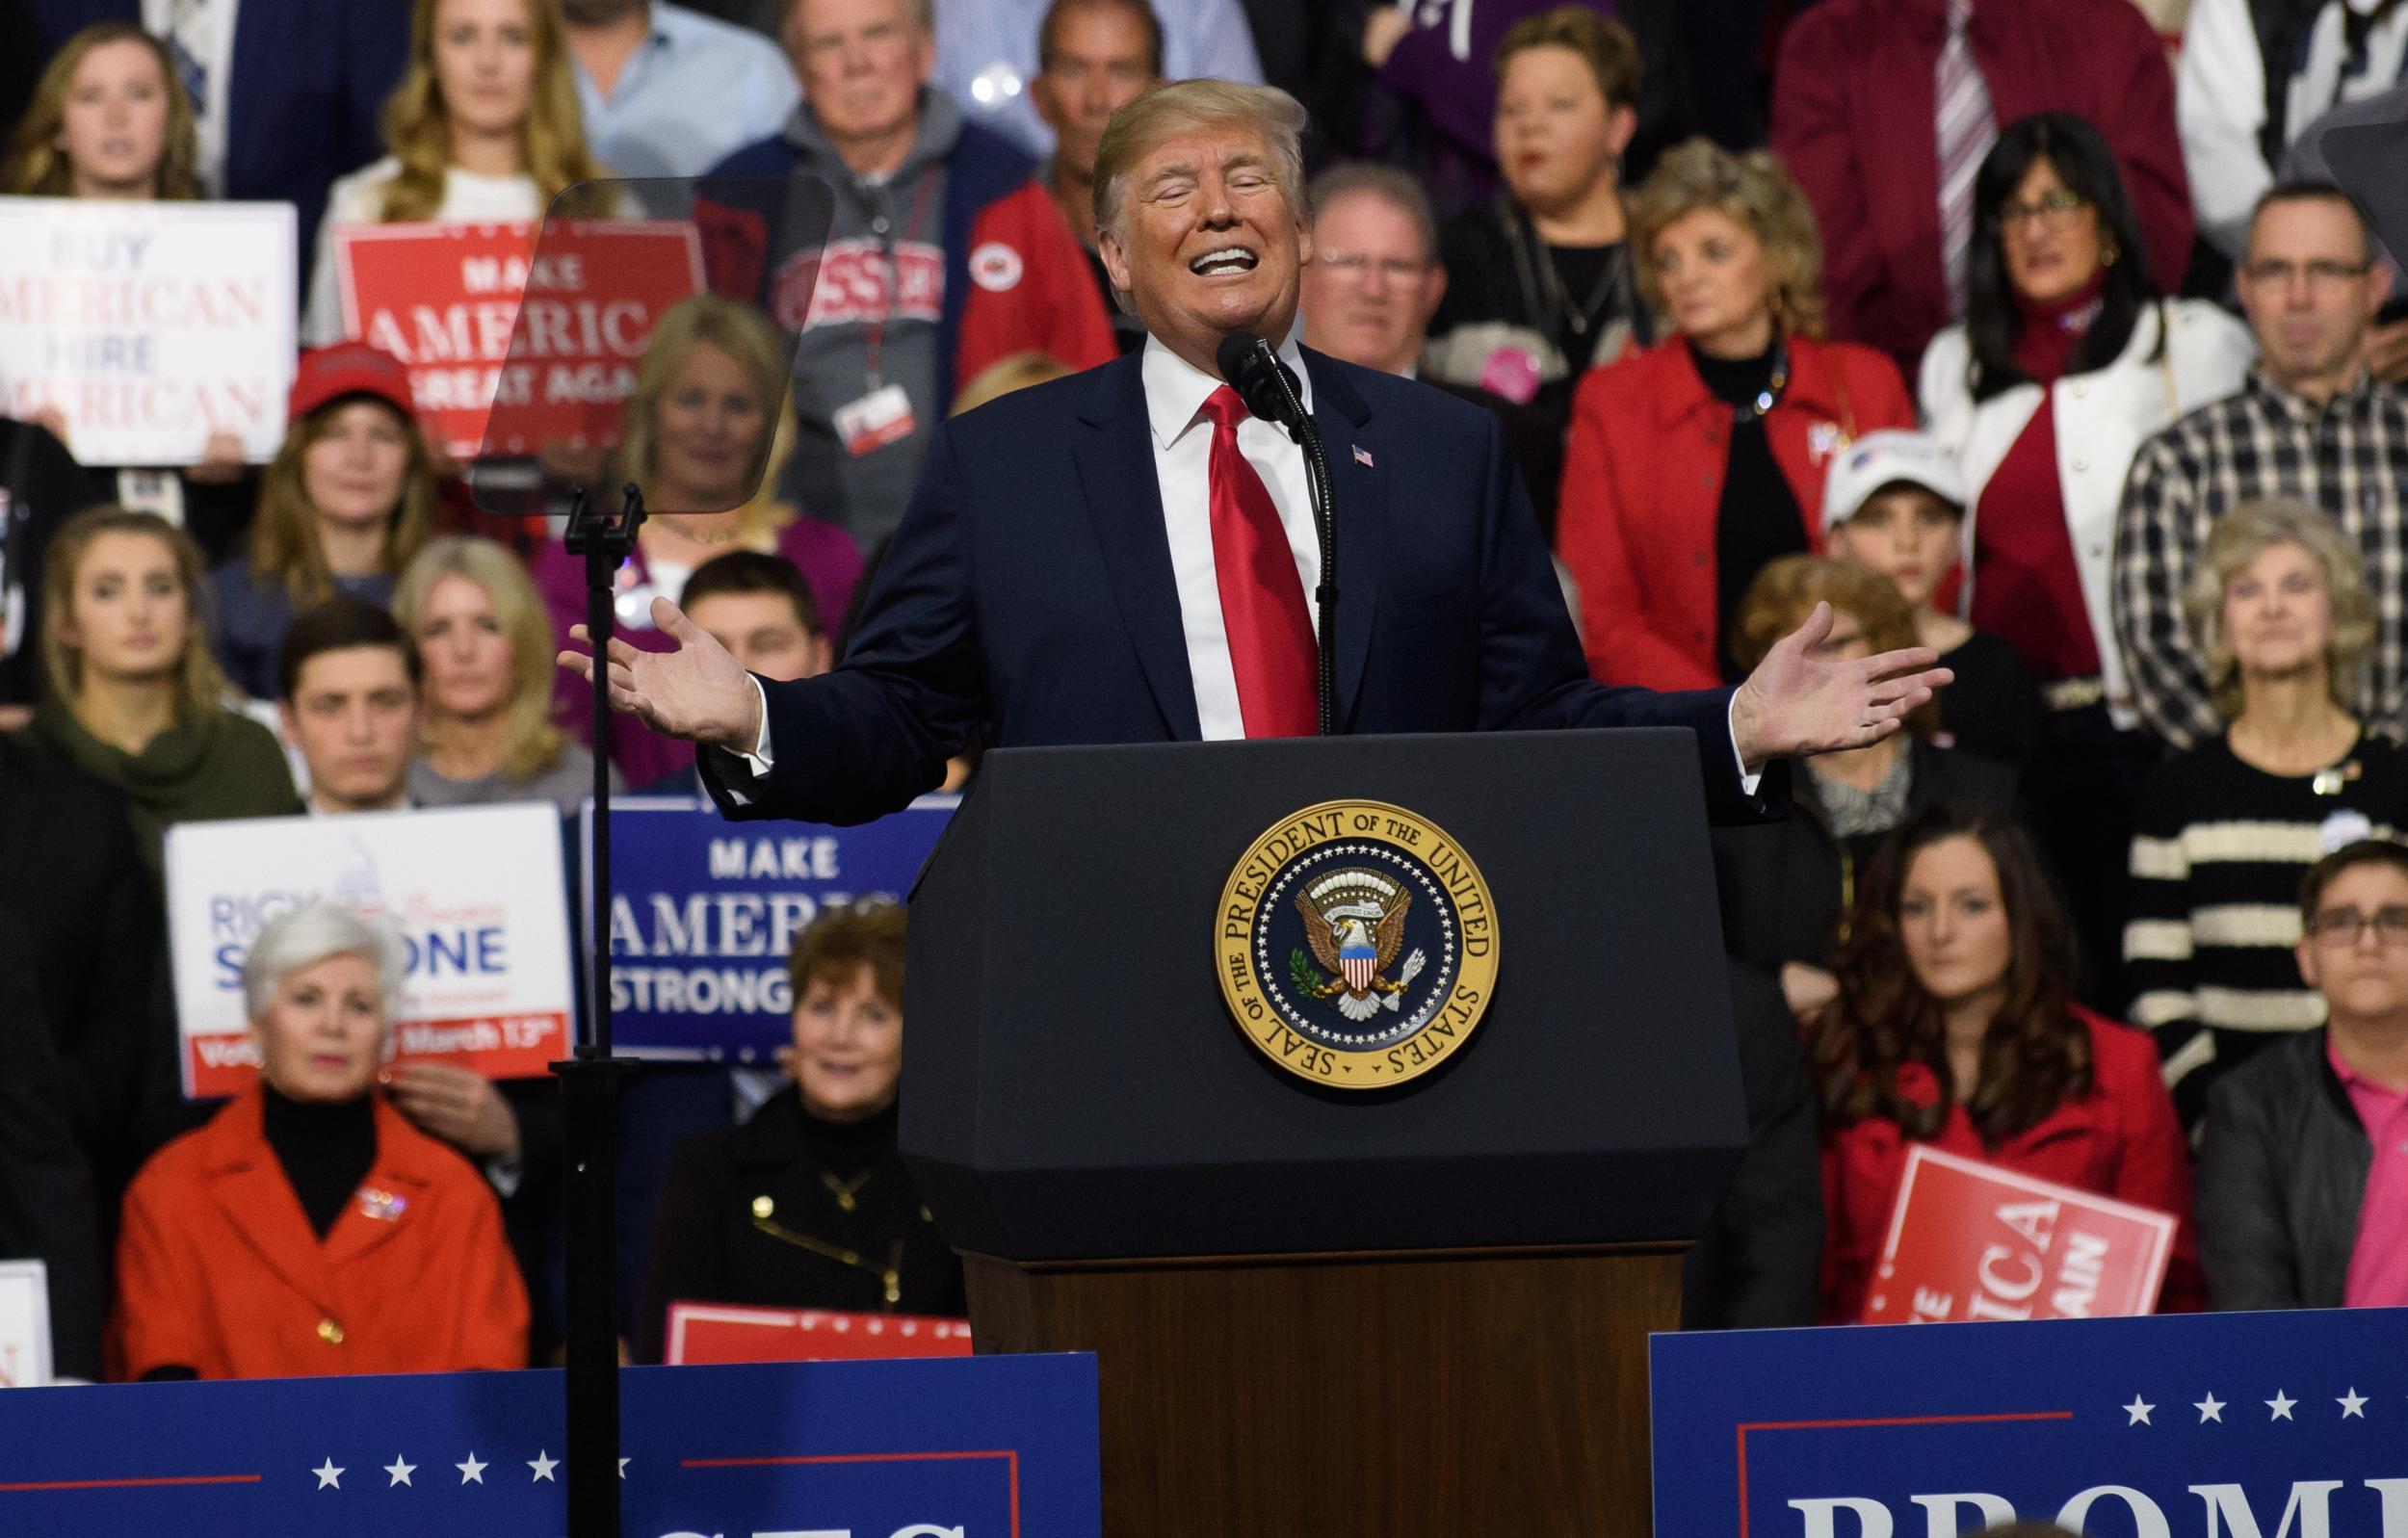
top-left (1, 0), bottom-right (2405, 1381)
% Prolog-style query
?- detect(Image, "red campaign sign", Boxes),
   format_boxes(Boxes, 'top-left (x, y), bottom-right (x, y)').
top-left (1861, 1144), bottom-right (2177, 1325)
top-left (664, 1303), bottom-right (974, 1366)
top-left (182, 1010), bottom-right (569, 1099)
top-left (335, 219), bottom-right (703, 457)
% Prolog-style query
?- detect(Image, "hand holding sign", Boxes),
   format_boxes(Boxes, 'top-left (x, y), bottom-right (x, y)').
top-left (560, 595), bottom-right (764, 752)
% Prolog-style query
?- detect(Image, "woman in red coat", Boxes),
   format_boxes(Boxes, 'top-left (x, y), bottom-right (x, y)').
top-left (113, 899), bottom-right (527, 1380)
top-left (1556, 139), bottom-right (1914, 691)
top-left (1809, 802), bottom-right (2198, 1323)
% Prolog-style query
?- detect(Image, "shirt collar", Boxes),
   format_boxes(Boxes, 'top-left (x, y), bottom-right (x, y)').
top-left (1140, 330), bottom-right (1315, 452)
top-left (2329, 1032), bottom-right (2408, 1103)
top-left (2248, 364), bottom-right (2383, 422)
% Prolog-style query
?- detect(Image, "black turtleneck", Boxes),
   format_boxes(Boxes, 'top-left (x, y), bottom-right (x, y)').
top-left (794, 1096), bottom-right (900, 1178)
top-left (1690, 339), bottom-right (1807, 681)
top-left (262, 1084), bottom-right (378, 1239)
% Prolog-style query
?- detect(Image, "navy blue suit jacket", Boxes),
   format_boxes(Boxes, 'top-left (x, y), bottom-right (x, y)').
top-left (34, 0), bottom-right (406, 278)
top-left (703, 347), bottom-right (1767, 827)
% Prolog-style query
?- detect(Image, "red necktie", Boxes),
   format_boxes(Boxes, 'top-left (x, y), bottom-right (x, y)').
top-left (1200, 384), bottom-right (1317, 738)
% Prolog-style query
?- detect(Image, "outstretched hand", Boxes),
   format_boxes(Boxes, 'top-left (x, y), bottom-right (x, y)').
top-left (557, 595), bottom-right (763, 751)
top-left (1728, 602), bottom-right (1952, 769)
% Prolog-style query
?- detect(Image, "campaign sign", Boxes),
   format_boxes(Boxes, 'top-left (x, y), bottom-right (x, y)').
top-left (335, 218), bottom-right (703, 457)
top-left (0, 1353), bottom-right (1100, 1536)
top-left (666, 1304), bottom-right (974, 1366)
top-left (165, 806), bottom-right (576, 1096)
top-left (0, 196), bottom-right (296, 464)
top-left (1862, 1145), bottom-right (2178, 1323)
top-left (1653, 1307), bottom-right (2408, 1537)
top-left (589, 796), bottom-right (955, 1062)
top-left (0, 1262), bottom-right (50, 1389)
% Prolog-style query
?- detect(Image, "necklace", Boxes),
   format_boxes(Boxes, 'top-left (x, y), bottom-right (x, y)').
top-left (821, 1169), bottom-right (874, 1213)
top-left (1731, 340), bottom-right (1791, 423)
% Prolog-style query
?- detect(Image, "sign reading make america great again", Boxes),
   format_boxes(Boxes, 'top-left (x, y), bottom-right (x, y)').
top-left (589, 796), bottom-right (954, 1063)
top-left (0, 1353), bottom-right (1100, 1537)
top-left (1652, 1306), bottom-right (2408, 1538)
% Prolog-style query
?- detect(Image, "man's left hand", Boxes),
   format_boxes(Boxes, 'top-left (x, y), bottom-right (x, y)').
top-left (1728, 601), bottom-right (1951, 770)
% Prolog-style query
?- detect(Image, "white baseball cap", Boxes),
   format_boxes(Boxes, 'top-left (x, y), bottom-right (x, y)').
top-left (1820, 430), bottom-right (1967, 534)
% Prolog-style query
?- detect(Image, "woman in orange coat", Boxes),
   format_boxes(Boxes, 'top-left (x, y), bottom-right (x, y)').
top-left (114, 899), bottom-right (527, 1380)
top-left (1556, 139), bottom-right (1914, 691)
top-left (1808, 803), bottom-right (2199, 1323)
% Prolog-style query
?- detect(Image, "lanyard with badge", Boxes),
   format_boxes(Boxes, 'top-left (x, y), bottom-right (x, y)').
top-left (832, 169), bottom-right (938, 458)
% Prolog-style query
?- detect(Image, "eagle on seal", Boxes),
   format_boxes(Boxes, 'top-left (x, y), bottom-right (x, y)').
top-left (1296, 876), bottom-right (1426, 1023)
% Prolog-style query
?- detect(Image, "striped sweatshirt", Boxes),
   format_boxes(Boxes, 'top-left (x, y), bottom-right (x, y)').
top-left (2124, 731), bottom-right (2408, 1125)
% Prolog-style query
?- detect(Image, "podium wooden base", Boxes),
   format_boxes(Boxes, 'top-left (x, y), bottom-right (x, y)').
top-left (963, 1243), bottom-right (1682, 1538)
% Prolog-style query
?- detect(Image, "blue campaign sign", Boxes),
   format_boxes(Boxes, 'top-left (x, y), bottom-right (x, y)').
top-left (0, 1353), bottom-right (1098, 1537)
top-left (1652, 1308), bottom-right (2408, 1537)
top-left (588, 795), bottom-right (955, 1061)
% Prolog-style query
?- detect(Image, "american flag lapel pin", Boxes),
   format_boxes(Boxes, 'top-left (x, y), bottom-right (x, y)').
top-left (1352, 444), bottom-right (1374, 468)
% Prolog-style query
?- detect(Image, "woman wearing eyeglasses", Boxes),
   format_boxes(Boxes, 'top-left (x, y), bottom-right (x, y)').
top-left (2124, 501), bottom-right (2408, 1130)
top-left (1920, 113), bottom-right (2257, 1008)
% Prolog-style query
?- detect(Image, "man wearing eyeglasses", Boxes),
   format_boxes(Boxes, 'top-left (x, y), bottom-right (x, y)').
top-left (2196, 839), bottom-right (2408, 1311)
top-left (2113, 181), bottom-right (2408, 749)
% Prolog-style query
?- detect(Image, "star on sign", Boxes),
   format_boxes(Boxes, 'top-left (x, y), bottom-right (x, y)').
top-left (2195, 1395), bottom-right (2224, 1423)
top-left (313, 1458), bottom-right (344, 1491)
top-left (2267, 1392), bottom-right (2297, 1421)
top-left (2124, 1395), bottom-right (2154, 1425)
top-left (618, 1458), bottom-right (630, 1478)
top-left (2340, 1389), bottom-right (2369, 1419)
top-left (457, 1452), bottom-right (487, 1484)
top-left (529, 1450), bottom-right (559, 1482)
top-left (384, 1456), bottom-right (414, 1488)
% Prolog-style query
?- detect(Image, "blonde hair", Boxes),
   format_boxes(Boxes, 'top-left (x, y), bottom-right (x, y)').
top-left (1630, 137), bottom-right (1828, 342)
top-left (1092, 78), bottom-right (1308, 246)
top-left (247, 399), bottom-right (440, 609)
top-left (392, 534), bottom-right (570, 780)
top-left (952, 350), bottom-right (1076, 415)
top-left (2186, 498), bottom-right (2376, 720)
top-left (42, 506), bottom-right (228, 717)
top-left (1493, 6), bottom-right (1642, 111)
top-left (378, 0), bottom-right (611, 222)
top-left (1731, 556), bottom-right (1936, 734)
top-left (615, 294), bottom-right (791, 535)
top-left (2, 22), bottom-right (201, 198)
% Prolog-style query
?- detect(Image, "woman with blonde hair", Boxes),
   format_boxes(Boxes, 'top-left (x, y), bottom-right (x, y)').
top-left (303, 0), bottom-right (610, 344)
top-left (1555, 137), bottom-right (1914, 693)
top-left (2, 22), bottom-right (199, 198)
top-left (393, 534), bottom-right (616, 814)
top-left (2125, 499), bottom-right (2408, 1128)
top-left (210, 343), bottom-right (441, 698)
top-left (531, 294), bottom-right (861, 785)
top-left (1712, 556), bottom-right (2018, 1029)
top-left (18, 507), bottom-right (299, 875)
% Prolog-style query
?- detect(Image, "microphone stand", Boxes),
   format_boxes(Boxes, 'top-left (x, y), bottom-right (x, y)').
top-left (1263, 363), bottom-right (1338, 737)
top-left (559, 480), bottom-right (645, 1538)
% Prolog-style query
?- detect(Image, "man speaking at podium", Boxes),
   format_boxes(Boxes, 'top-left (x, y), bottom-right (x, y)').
top-left (563, 80), bottom-right (1947, 824)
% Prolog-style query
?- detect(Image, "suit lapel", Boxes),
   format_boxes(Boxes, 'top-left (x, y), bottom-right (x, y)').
top-left (1303, 351), bottom-right (1384, 730)
top-left (203, 1093), bottom-right (344, 1320)
top-left (1073, 357), bottom-right (1202, 741)
top-left (321, 1099), bottom-right (441, 1272)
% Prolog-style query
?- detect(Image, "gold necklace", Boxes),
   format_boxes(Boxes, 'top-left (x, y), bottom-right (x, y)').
top-left (820, 1169), bottom-right (875, 1212)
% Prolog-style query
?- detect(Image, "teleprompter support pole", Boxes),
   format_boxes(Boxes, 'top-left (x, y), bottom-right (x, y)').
top-left (558, 482), bottom-right (647, 1538)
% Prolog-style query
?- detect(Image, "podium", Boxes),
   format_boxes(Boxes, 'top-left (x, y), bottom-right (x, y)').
top-left (901, 728), bottom-right (1748, 1537)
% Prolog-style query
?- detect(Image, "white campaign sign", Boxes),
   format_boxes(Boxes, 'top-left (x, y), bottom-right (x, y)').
top-left (164, 805), bottom-right (575, 1097)
top-left (0, 196), bottom-right (297, 465)
top-left (0, 1261), bottom-right (50, 1389)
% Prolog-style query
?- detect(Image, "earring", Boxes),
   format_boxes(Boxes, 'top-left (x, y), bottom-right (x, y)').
top-left (2102, 244), bottom-right (2120, 268)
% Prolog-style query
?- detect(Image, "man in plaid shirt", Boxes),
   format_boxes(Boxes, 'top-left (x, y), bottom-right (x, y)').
top-left (2114, 183), bottom-right (2408, 748)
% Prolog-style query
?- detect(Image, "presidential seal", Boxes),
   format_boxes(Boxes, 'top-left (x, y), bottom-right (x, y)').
top-left (1217, 800), bottom-right (1499, 1088)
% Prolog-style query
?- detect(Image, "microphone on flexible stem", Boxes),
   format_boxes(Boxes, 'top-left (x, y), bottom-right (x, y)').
top-left (1215, 330), bottom-right (1338, 737)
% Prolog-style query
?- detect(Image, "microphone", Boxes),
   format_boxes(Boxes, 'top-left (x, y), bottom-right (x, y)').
top-left (1213, 330), bottom-right (1337, 737)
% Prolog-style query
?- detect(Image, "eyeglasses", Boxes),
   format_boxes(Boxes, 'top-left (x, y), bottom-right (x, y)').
top-left (1316, 251), bottom-right (1429, 284)
top-left (2239, 258), bottom-right (2375, 289)
top-left (2306, 906), bottom-right (2408, 947)
top-left (1996, 189), bottom-right (2088, 232)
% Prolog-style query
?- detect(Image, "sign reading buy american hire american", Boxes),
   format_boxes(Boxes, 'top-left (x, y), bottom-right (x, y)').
top-left (0, 1354), bottom-right (1100, 1536)
top-left (1652, 1306), bottom-right (2408, 1537)
top-left (165, 806), bottom-right (574, 1096)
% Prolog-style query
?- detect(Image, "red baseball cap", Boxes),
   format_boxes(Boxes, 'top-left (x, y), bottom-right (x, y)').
top-left (288, 341), bottom-right (416, 425)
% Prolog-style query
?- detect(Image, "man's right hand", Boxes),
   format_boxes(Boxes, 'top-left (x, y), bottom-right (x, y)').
top-left (558, 595), bottom-right (764, 751)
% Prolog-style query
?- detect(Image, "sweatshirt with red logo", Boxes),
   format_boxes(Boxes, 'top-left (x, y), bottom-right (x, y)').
top-left (706, 89), bottom-right (1114, 547)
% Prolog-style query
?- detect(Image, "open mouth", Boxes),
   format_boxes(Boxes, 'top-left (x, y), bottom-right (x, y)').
top-left (1190, 246), bottom-right (1259, 276)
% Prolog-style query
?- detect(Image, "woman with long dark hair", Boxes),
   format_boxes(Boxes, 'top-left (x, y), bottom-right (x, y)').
top-left (1811, 803), bottom-right (2196, 1321)
top-left (1919, 113), bottom-right (2256, 1006)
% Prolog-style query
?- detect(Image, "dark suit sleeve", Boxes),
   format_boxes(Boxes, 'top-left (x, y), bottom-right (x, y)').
top-left (1682, 961), bottom-right (1824, 1330)
top-left (342, 1), bottom-right (412, 185)
top-left (636, 1134), bottom-right (729, 1365)
top-left (0, 932), bottom-right (105, 1382)
top-left (1468, 409), bottom-right (1776, 822)
top-left (699, 423), bottom-right (985, 826)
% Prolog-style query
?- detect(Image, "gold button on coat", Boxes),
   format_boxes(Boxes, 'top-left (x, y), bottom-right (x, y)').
top-left (751, 1195), bottom-right (774, 1220)
top-left (317, 1317), bottom-right (345, 1344)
